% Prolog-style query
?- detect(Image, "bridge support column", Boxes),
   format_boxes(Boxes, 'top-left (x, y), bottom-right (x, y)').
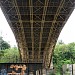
top-left (36, 70), bottom-right (40, 75)
top-left (40, 69), bottom-right (43, 75)
top-left (26, 63), bottom-right (42, 75)
top-left (36, 69), bottom-right (49, 75)
top-left (42, 69), bottom-right (52, 75)
top-left (42, 69), bottom-right (47, 75)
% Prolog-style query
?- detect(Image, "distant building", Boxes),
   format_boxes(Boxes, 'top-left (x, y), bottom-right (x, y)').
top-left (62, 64), bottom-right (75, 75)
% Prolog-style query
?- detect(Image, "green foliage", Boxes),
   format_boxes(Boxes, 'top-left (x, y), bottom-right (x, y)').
top-left (0, 47), bottom-right (20, 63)
top-left (50, 72), bottom-right (55, 75)
top-left (53, 42), bottom-right (75, 74)
top-left (49, 72), bottom-right (55, 75)
top-left (0, 37), bottom-right (10, 50)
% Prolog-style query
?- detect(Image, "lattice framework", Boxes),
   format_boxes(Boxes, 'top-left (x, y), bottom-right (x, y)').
top-left (0, 0), bottom-right (75, 68)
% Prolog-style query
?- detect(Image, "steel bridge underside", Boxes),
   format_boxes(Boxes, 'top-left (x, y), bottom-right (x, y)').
top-left (0, 0), bottom-right (75, 68)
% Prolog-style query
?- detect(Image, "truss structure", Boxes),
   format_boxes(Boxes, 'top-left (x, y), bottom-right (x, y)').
top-left (0, 0), bottom-right (75, 68)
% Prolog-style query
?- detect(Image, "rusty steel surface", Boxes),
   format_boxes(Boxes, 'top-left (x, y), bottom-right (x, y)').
top-left (0, 0), bottom-right (75, 68)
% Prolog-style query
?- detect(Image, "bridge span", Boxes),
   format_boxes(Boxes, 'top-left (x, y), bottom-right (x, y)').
top-left (0, 0), bottom-right (75, 74)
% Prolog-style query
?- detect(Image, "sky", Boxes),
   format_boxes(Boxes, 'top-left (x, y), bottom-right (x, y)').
top-left (0, 8), bottom-right (75, 47)
top-left (0, 8), bottom-right (17, 47)
top-left (58, 9), bottom-right (75, 44)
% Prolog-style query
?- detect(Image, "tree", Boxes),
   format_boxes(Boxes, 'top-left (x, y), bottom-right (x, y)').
top-left (53, 42), bottom-right (75, 75)
top-left (0, 36), bottom-right (10, 50)
top-left (57, 40), bottom-right (64, 45)
top-left (0, 47), bottom-right (20, 63)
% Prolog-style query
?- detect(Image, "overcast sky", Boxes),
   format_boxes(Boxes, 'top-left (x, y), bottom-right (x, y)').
top-left (58, 9), bottom-right (75, 43)
top-left (0, 8), bottom-right (75, 47)
top-left (0, 8), bottom-right (17, 47)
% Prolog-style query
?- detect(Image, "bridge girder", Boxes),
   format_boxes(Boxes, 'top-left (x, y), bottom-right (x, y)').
top-left (0, 0), bottom-right (75, 68)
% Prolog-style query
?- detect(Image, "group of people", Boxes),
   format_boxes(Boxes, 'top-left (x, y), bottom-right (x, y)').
top-left (0, 64), bottom-right (27, 75)
top-left (10, 64), bottom-right (27, 75)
